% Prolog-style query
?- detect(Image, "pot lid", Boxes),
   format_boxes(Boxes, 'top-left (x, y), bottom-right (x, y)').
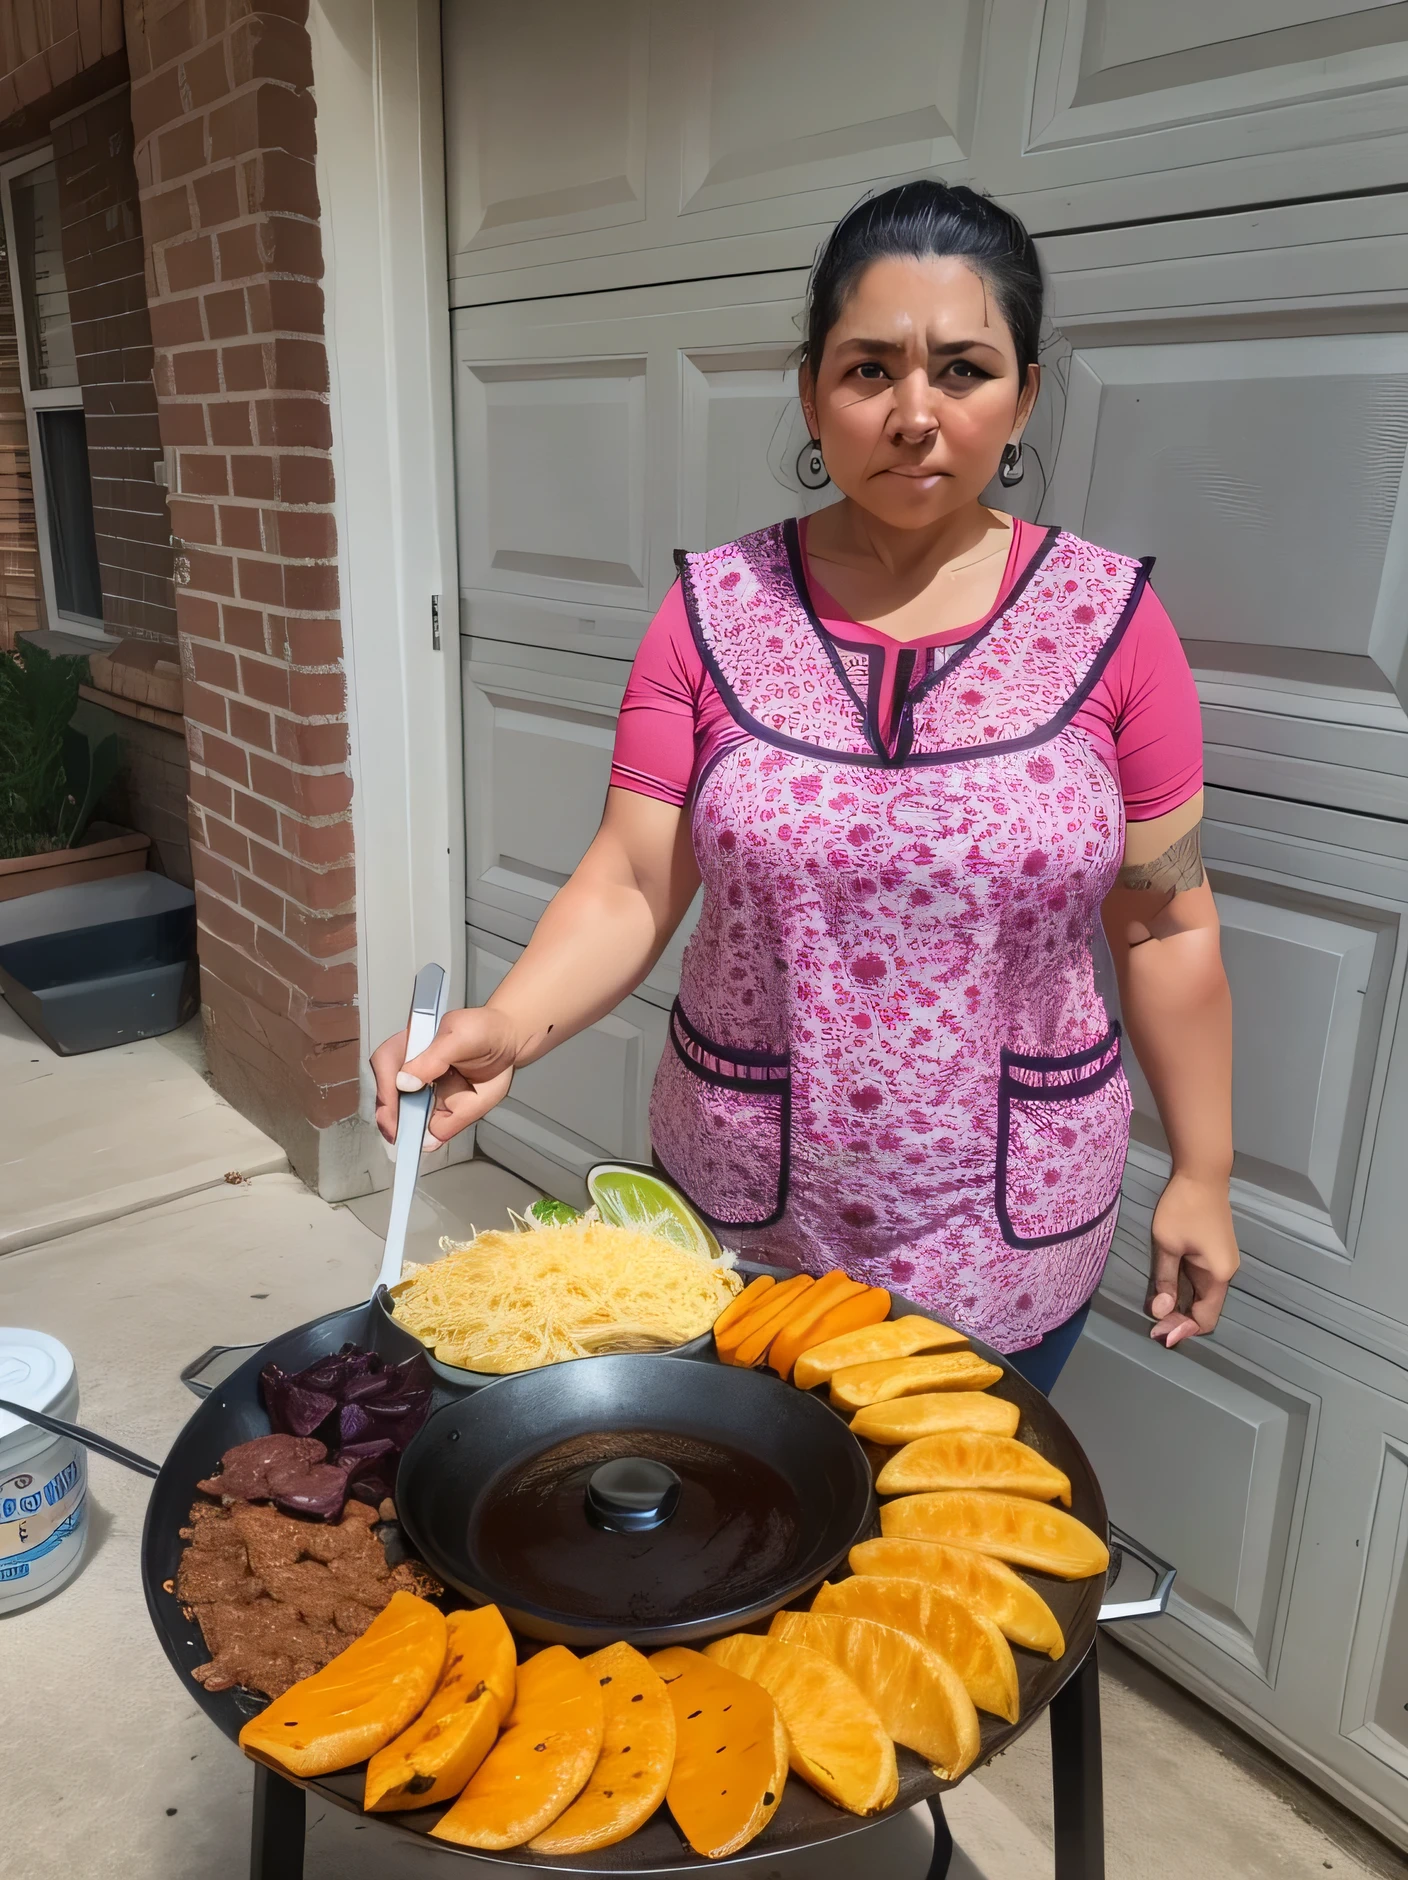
top-left (0, 1328), bottom-right (75, 1443)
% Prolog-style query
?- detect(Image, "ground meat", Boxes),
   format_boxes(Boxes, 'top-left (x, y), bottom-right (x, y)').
top-left (178, 1495), bottom-right (438, 1699)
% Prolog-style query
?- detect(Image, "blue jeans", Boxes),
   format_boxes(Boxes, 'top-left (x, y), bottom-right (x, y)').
top-left (1004, 1299), bottom-right (1093, 1397)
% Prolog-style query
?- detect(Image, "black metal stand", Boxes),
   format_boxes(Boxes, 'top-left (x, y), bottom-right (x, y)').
top-left (925, 1638), bottom-right (1104, 1880)
top-left (925, 1795), bottom-right (955, 1877)
top-left (251, 1763), bottom-right (306, 1880)
top-left (1050, 1637), bottom-right (1104, 1880)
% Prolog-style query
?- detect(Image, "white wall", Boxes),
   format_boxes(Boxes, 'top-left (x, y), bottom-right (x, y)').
top-left (307, 0), bottom-right (468, 1196)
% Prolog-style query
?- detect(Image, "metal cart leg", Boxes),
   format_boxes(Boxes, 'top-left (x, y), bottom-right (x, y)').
top-left (250, 1762), bottom-right (306, 1880)
top-left (924, 1796), bottom-right (954, 1877)
top-left (1050, 1637), bottom-right (1104, 1880)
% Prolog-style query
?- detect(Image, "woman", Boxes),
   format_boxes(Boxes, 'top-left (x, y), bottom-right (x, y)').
top-left (373, 181), bottom-right (1236, 1397)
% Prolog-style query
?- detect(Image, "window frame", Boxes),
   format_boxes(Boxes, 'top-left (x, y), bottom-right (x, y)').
top-left (0, 144), bottom-right (109, 640)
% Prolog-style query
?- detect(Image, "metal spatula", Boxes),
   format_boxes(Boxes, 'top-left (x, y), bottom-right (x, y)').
top-left (374, 962), bottom-right (449, 1296)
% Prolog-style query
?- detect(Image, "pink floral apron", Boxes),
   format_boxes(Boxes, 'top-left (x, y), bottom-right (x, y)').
top-left (650, 520), bottom-right (1145, 1352)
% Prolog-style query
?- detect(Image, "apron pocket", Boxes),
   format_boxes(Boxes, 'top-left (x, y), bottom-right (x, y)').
top-left (651, 1000), bottom-right (790, 1231)
top-left (996, 1023), bottom-right (1130, 1250)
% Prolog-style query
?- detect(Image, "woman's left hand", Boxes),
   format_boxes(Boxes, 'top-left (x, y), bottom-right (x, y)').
top-left (1147, 1170), bottom-right (1240, 1348)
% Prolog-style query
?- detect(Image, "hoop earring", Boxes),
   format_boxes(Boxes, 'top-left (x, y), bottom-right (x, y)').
top-left (998, 443), bottom-right (1025, 488)
top-left (796, 438), bottom-right (830, 490)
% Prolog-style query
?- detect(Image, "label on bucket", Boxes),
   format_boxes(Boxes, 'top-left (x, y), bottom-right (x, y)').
top-left (0, 1442), bottom-right (86, 1583)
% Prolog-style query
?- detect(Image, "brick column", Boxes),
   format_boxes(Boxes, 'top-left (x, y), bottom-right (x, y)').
top-left (124, 0), bottom-right (361, 1185)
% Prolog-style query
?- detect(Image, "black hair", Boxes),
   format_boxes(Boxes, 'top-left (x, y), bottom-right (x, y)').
top-left (801, 179), bottom-right (1044, 383)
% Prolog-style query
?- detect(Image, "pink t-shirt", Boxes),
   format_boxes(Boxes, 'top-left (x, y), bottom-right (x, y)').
top-left (611, 517), bottom-right (1203, 822)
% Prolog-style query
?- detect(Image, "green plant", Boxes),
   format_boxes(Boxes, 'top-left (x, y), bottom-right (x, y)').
top-left (0, 640), bottom-right (124, 861)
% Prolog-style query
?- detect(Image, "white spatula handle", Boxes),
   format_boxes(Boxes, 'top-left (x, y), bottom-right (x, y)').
top-left (375, 962), bottom-right (448, 1295)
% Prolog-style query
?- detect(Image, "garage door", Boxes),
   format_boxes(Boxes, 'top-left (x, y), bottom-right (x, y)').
top-left (443, 1), bottom-right (1408, 1840)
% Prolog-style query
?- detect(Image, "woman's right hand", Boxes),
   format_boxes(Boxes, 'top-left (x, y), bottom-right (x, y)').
top-left (370, 1005), bottom-right (519, 1149)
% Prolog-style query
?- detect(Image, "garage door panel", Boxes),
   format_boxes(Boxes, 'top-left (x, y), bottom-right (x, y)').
top-left (1047, 336), bottom-right (1408, 708)
top-left (1053, 1301), bottom-right (1313, 1680)
top-left (1121, 793), bottom-right (1407, 1314)
top-left (462, 642), bottom-right (626, 927)
top-left (1341, 1437), bottom-right (1408, 1782)
top-left (976, 0), bottom-right (1408, 227)
top-left (681, 347), bottom-right (834, 550)
top-left (458, 360), bottom-right (651, 607)
top-left (455, 279), bottom-right (833, 660)
top-left (1127, 875), bottom-right (1392, 1241)
top-left (469, 930), bottom-right (667, 1202)
top-left (445, 0), bottom-right (980, 300)
top-left (675, 0), bottom-right (980, 216)
top-left (443, 0), bottom-right (650, 255)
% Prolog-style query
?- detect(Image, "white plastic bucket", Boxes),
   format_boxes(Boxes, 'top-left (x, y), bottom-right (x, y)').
top-left (0, 1330), bottom-right (87, 1614)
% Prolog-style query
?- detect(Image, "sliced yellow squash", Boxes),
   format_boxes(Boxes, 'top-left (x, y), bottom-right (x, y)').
top-left (364, 1603), bottom-right (515, 1810)
top-left (528, 1642), bottom-right (675, 1853)
top-left (651, 1645), bottom-right (788, 1857)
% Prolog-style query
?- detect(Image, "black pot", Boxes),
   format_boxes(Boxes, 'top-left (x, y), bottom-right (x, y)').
top-left (395, 1352), bottom-right (875, 1649)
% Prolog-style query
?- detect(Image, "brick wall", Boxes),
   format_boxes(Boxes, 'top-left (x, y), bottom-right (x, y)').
top-left (53, 84), bottom-right (177, 644)
top-left (95, 706), bottom-right (193, 882)
top-left (0, 236), bottom-right (41, 649)
top-left (123, 0), bottom-right (359, 1179)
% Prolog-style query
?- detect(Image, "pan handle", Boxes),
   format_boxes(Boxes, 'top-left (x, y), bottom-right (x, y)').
top-left (0, 1398), bottom-right (162, 1479)
top-left (180, 1343), bottom-right (264, 1399)
top-left (1098, 1525), bottom-right (1175, 1624)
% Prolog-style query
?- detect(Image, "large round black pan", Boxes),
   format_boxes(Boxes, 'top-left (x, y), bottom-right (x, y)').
top-left (141, 1281), bottom-right (1107, 1872)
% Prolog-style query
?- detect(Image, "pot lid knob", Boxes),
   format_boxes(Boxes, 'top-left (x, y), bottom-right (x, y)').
top-left (585, 1457), bottom-right (681, 1533)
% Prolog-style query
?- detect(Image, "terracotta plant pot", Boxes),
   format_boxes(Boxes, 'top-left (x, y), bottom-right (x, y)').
top-left (0, 825), bottom-right (149, 903)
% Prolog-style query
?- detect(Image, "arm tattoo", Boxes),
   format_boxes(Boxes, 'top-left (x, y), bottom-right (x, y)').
top-left (1117, 824), bottom-right (1205, 894)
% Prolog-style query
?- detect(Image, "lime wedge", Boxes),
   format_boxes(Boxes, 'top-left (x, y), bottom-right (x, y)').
top-left (527, 1195), bottom-right (581, 1226)
top-left (586, 1164), bottom-right (728, 1264)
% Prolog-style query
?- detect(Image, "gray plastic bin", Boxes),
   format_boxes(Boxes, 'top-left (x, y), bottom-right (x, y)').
top-left (0, 874), bottom-right (197, 1055)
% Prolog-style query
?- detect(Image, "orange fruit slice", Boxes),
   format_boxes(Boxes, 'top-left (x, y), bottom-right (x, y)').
top-left (876, 1432), bottom-right (1072, 1505)
top-left (879, 1491), bottom-right (1109, 1579)
top-left (767, 1608), bottom-right (979, 1781)
top-left (794, 1314), bottom-right (967, 1390)
top-left (781, 1287), bottom-right (892, 1382)
top-left (766, 1270), bottom-right (863, 1378)
top-left (850, 1392), bottom-right (1020, 1445)
top-left (705, 1632), bottom-right (897, 1816)
top-left (849, 1537), bottom-right (1065, 1658)
top-left (712, 1274), bottom-right (775, 1339)
top-left (812, 1576), bottom-right (1018, 1723)
top-left (716, 1273), bottom-right (814, 1365)
top-left (830, 1351), bottom-right (1002, 1410)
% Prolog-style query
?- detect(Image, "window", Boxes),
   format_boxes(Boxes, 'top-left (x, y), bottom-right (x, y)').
top-left (1, 150), bottom-right (105, 635)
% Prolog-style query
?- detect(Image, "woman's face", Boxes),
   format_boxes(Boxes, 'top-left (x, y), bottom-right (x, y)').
top-left (800, 254), bottom-right (1038, 530)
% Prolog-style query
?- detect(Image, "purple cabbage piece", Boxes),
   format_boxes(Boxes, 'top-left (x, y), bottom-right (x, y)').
top-left (337, 1438), bottom-right (399, 1510)
top-left (339, 1369), bottom-right (396, 1405)
top-left (259, 1364), bottom-right (340, 1439)
top-left (255, 1343), bottom-right (434, 1520)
